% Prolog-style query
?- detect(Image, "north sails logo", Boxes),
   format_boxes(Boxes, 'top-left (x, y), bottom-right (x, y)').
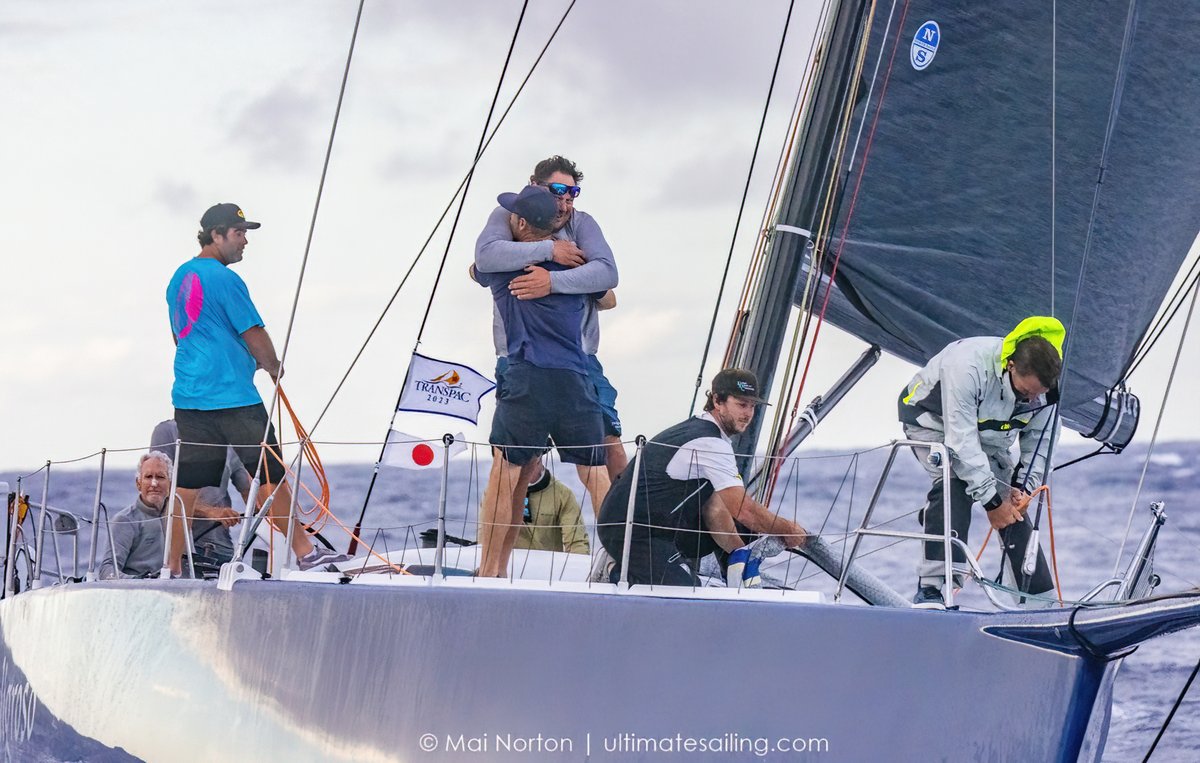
top-left (911, 20), bottom-right (940, 71)
top-left (415, 369), bottom-right (473, 402)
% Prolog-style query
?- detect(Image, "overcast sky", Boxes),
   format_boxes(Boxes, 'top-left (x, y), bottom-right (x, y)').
top-left (1, 0), bottom-right (1196, 473)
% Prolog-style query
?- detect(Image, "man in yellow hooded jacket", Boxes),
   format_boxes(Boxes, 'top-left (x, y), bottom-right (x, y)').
top-left (899, 317), bottom-right (1064, 609)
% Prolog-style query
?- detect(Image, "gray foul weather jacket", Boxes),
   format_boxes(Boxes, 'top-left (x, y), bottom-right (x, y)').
top-left (898, 335), bottom-right (1058, 507)
top-left (98, 497), bottom-right (167, 579)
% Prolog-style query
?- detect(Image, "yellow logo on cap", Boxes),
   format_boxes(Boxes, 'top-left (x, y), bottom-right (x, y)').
top-left (237, 209), bottom-right (246, 219)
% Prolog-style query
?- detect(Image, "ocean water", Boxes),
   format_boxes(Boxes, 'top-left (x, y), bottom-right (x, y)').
top-left (4, 440), bottom-right (1198, 761)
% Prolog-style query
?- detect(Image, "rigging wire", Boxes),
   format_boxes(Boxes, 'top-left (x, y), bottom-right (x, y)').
top-left (343, 0), bottom-right (576, 549)
top-left (227, 0), bottom-right (365, 561)
top-left (1127, 256), bottom-right (1200, 375)
top-left (687, 0), bottom-right (799, 415)
top-left (308, 0), bottom-right (577, 435)
top-left (258, 0), bottom-right (366, 454)
top-left (762, 0), bottom-right (890, 503)
top-left (1141, 655), bottom-right (1200, 762)
top-left (722, 0), bottom-right (834, 368)
top-left (844, 0), bottom-right (898, 176)
top-left (1051, 0), bottom-right (1057, 317)
top-left (719, 0), bottom-right (835, 382)
top-left (413, 1), bottom-right (531, 344)
top-left (1112, 275), bottom-right (1200, 575)
top-left (761, 0), bottom-right (892, 505)
top-left (1056, 0), bottom-right (1137, 413)
top-left (344, 1), bottom-right (536, 553)
top-left (1026, 0), bottom-right (1135, 542)
top-left (792, 0), bottom-right (908, 409)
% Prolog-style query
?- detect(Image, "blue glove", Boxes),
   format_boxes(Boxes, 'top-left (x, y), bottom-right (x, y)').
top-left (742, 556), bottom-right (762, 588)
top-left (725, 545), bottom-right (761, 589)
top-left (725, 546), bottom-right (750, 587)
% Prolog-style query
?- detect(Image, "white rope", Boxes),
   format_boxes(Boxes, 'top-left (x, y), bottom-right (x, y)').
top-left (845, 0), bottom-right (899, 176)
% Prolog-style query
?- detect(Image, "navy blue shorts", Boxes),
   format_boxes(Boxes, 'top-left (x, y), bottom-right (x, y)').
top-left (586, 354), bottom-right (622, 438)
top-left (490, 362), bottom-right (606, 467)
top-left (497, 355), bottom-right (621, 438)
top-left (174, 404), bottom-right (286, 489)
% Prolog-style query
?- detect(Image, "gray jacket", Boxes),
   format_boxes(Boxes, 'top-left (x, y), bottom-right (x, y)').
top-left (474, 206), bottom-right (618, 356)
top-left (899, 336), bottom-right (1058, 505)
top-left (98, 497), bottom-right (166, 579)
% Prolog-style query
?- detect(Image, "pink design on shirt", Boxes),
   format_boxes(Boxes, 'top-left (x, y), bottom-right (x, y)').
top-left (174, 272), bottom-right (204, 339)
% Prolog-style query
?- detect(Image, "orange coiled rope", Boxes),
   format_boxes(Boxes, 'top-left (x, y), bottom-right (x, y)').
top-left (265, 386), bottom-right (407, 574)
top-left (974, 485), bottom-right (1063, 605)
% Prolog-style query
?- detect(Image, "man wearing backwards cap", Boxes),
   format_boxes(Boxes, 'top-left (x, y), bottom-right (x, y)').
top-left (164, 203), bottom-right (351, 576)
top-left (472, 186), bottom-right (610, 578)
top-left (474, 156), bottom-right (623, 481)
top-left (597, 368), bottom-right (808, 587)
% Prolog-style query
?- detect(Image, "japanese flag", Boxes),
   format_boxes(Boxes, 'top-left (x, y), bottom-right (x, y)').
top-left (381, 430), bottom-right (466, 470)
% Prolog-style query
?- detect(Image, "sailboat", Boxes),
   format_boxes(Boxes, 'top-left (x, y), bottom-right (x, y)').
top-left (3, 1), bottom-right (1200, 761)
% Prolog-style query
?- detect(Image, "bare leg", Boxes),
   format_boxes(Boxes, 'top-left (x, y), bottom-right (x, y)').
top-left (478, 450), bottom-right (505, 573)
top-left (258, 480), bottom-right (313, 560)
top-left (167, 487), bottom-right (199, 576)
top-left (603, 435), bottom-right (628, 481)
top-left (575, 464), bottom-right (611, 521)
top-left (479, 455), bottom-right (526, 577)
top-left (497, 460), bottom-right (540, 572)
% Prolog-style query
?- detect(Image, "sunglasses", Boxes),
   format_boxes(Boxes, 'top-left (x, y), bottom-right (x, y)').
top-left (539, 182), bottom-right (581, 198)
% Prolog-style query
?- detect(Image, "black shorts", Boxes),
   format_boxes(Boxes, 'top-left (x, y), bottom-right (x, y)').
top-left (489, 362), bottom-right (606, 467)
top-left (174, 404), bottom-right (285, 489)
top-left (597, 525), bottom-right (698, 587)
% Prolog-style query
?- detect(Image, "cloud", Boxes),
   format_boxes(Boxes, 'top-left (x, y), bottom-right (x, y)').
top-left (225, 82), bottom-right (325, 169)
top-left (153, 180), bottom-right (201, 216)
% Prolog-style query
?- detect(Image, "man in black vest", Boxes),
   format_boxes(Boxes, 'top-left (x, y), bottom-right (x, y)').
top-left (597, 368), bottom-right (807, 586)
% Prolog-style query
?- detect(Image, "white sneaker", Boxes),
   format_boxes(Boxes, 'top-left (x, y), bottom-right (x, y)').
top-left (298, 548), bottom-right (352, 571)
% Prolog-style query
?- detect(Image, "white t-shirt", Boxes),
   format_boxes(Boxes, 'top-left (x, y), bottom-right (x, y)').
top-left (663, 412), bottom-right (743, 492)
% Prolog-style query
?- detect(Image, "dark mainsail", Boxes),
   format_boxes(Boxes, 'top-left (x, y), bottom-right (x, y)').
top-left (775, 1), bottom-right (1200, 440)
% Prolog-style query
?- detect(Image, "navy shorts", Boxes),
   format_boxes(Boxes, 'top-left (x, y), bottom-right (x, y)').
top-left (174, 404), bottom-right (286, 489)
top-left (586, 354), bottom-right (622, 438)
top-left (490, 362), bottom-right (606, 467)
top-left (497, 355), bottom-right (621, 438)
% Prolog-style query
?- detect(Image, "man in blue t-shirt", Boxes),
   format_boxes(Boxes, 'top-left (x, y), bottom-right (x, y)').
top-left (164, 203), bottom-right (351, 576)
top-left (473, 186), bottom-right (607, 578)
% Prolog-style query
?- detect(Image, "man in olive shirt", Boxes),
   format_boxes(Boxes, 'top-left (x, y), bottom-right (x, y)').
top-left (485, 460), bottom-right (590, 555)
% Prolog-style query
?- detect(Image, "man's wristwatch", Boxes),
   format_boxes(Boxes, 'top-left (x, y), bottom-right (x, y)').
top-left (983, 493), bottom-right (1003, 512)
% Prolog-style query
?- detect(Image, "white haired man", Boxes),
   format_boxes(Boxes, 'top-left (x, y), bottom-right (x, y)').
top-left (98, 452), bottom-right (175, 579)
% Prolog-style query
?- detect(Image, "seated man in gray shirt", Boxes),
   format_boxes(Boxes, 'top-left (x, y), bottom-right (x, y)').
top-left (98, 451), bottom-right (174, 579)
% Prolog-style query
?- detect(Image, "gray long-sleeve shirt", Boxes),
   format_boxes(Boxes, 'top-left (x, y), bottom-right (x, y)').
top-left (98, 497), bottom-right (167, 579)
top-left (474, 206), bottom-right (618, 356)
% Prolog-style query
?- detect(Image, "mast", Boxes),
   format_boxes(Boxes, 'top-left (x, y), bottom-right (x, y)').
top-left (731, 0), bottom-right (870, 462)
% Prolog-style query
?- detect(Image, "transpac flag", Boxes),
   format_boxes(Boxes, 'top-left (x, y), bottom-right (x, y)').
top-left (381, 430), bottom-right (467, 470)
top-left (396, 352), bottom-right (496, 425)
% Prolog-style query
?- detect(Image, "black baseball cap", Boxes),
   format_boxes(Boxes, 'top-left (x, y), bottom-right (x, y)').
top-left (497, 186), bottom-right (558, 231)
top-left (200, 203), bottom-right (261, 231)
top-left (712, 368), bottom-right (770, 404)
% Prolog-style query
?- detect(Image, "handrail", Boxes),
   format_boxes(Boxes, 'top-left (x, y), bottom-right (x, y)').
top-left (836, 439), bottom-right (956, 607)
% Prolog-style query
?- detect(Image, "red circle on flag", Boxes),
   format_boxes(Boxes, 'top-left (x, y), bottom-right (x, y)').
top-left (411, 443), bottom-right (435, 466)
